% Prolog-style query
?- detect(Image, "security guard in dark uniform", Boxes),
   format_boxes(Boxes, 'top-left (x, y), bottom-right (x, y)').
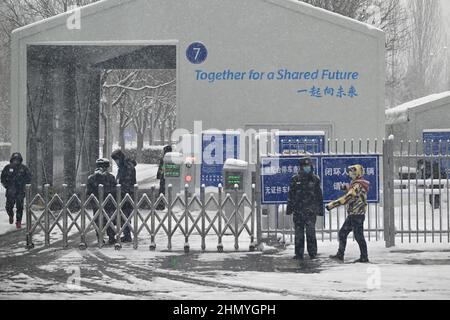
top-left (87, 158), bottom-right (117, 244)
top-left (286, 157), bottom-right (324, 260)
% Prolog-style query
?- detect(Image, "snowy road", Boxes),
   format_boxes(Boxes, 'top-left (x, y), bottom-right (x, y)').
top-left (1, 228), bottom-right (450, 300)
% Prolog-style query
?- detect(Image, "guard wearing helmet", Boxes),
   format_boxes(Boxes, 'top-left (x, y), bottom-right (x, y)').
top-left (286, 157), bottom-right (324, 260)
top-left (87, 158), bottom-right (117, 245)
top-left (1, 153), bottom-right (32, 229)
top-left (326, 165), bottom-right (370, 263)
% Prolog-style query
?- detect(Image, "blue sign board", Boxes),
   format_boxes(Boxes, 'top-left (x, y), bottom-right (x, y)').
top-left (260, 155), bottom-right (380, 204)
top-left (277, 135), bottom-right (325, 154)
top-left (201, 132), bottom-right (240, 187)
top-left (261, 157), bottom-right (319, 204)
top-left (321, 156), bottom-right (380, 203)
top-left (423, 131), bottom-right (450, 176)
top-left (186, 42), bottom-right (208, 64)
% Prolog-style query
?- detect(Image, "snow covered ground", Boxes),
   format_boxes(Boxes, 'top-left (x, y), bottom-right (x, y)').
top-left (1, 231), bottom-right (450, 300)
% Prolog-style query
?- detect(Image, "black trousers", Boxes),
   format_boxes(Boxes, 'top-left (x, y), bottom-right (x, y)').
top-left (338, 215), bottom-right (368, 259)
top-left (94, 208), bottom-right (116, 241)
top-left (6, 196), bottom-right (24, 222)
top-left (121, 201), bottom-right (133, 238)
top-left (294, 214), bottom-right (317, 258)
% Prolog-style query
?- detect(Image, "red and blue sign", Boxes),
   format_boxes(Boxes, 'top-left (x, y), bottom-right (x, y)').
top-left (261, 155), bottom-right (380, 204)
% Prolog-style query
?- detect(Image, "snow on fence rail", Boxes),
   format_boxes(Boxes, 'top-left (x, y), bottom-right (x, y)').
top-left (24, 184), bottom-right (257, 252)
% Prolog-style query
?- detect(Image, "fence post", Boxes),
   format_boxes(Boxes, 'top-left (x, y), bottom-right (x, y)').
top-left (200, 184), bottom-right (206, 252)
top-left (25, 184), bottom-right (34, 250)
top-left (133, 184), bottom-right (139, 250)
top-left (383, 135), bottom-right (396, 248)
top-left (250, 184), bottom-right (257, 252)
top-left (234, 184), bottom-right (240, 251)
top-left (167, 184), bottom-right (173, 251)
top-left (149, 186), bottom-right (156, 251)
top-left (255, 135), bottom-right (263, 249)
top-left (184, 184), bottom-right (190, 254)
top-left (62, 184), bottom-right (69, 249)
top-left (79, 184), bottom-right (87, 250)
top-left (98, 184), bottom-right (104, 248)
top-left (44, 184), bottom-right (50, 247)
top-left (115, 184), bottom-right (122, 251)
top-left (217, 184), bottom-right (224, 253)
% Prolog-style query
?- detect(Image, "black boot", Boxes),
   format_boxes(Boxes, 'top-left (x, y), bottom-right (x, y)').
top-left (329, 253), bottom-right (344, 262)
top-left (293, 255), bottom-right (304, 260)
top-left (354, 257), bottom-right (370, 263)
top-left (121, 235), bottom-right (133, 243)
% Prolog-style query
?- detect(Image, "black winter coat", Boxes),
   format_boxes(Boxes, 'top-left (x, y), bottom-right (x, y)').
top-left (87, 170), bottom-right (117, 199)
top-left (286, 172), bottom-right (324, 217)
top-left (116, 160), bottom-right (137, 196)
top-left (1, 164), bottom-right (32, 198)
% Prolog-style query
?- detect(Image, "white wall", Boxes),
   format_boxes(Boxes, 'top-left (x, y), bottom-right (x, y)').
top-left (11, 0), bottom-right (385, 160)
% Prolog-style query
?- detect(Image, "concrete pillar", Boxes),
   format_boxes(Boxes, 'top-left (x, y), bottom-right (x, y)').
top-left (62, 60), bottom-right (77, 193)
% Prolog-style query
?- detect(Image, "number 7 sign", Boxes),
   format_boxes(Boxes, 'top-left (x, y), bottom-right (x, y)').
top-left (186, 42), bottom-right (208, 64)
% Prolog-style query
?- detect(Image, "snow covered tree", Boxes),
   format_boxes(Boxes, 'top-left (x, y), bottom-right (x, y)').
top-left (401, 0), bottom-right (445, 102)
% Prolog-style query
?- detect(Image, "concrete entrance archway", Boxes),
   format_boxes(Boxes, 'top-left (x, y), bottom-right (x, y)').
top-left (26, 43), bottom-right (177, 191)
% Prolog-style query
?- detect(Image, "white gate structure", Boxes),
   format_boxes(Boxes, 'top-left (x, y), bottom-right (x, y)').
top-left (25, 184), bottom-right (257, 252)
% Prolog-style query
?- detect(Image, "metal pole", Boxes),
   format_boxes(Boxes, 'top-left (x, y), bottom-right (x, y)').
top-left (217, 184), bottom-right (224, 253)
top-left (150, 186), bottom-right (156, 251)
top-left (44, 184), bottom-right (50, 247)
top-left (201, 185), bottom-right (206, 252)
top-left (133, 184), bottom-right (139, 250)
top-left (383, 136), bottom-right (396, 247)
top-left (98, 184), bottom-right (104, 248)
top-left (234, 185), bottom-right (239, 251)
top-left (115, 184), bottom-right (122, 251)
top-left (79, 184), bottom-right (87, 250)
top-left (62, 184), bottom-right (69, 249)
top-left (25, 185), bottom-right (34, 249)
top-left (255, 136), bottom-right (263, 248)
top-left (167, 184), bottom-right (173, 251)
top-left (184, 184), bottom-right (190, 254)
top-left (250, 184), bottom-right (256, 252)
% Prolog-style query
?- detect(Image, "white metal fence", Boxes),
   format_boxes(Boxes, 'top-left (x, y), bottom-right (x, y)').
top-left (25, 184), bottom-right (257, 252)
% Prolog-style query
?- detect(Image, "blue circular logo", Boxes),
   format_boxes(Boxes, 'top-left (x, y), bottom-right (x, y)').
top-left (186, 42), bottom-right (208, 64)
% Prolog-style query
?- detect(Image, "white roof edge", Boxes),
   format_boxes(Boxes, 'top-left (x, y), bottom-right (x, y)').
top-left (423, 129), bottom-right (450, 133)
top-left (12, 0), bottom-right (385, 41)
top-left (202, 130), bottom-right (241, 135)
top-left (263, 0), bottom-right (385, 38)
top-left (387, 91), bottom-right (450, 114)
top-left (275, 131), bottom-right (326, 136)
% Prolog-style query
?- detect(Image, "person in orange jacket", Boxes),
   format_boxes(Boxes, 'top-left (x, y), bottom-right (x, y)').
top-left (326, 165), bottom-right (370, 263)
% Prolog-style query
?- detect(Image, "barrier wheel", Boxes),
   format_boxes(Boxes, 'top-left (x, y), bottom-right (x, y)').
top-left (184, 245), bottom-right (190, 254)
top-left (115, 244), bottom-right (122, 251)
top-left (149, 244), bottom-right (156, 251)
top-left (217, 245), bottom-right (224, 253)
top-left (79, 243), bottom-right (87, 251)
